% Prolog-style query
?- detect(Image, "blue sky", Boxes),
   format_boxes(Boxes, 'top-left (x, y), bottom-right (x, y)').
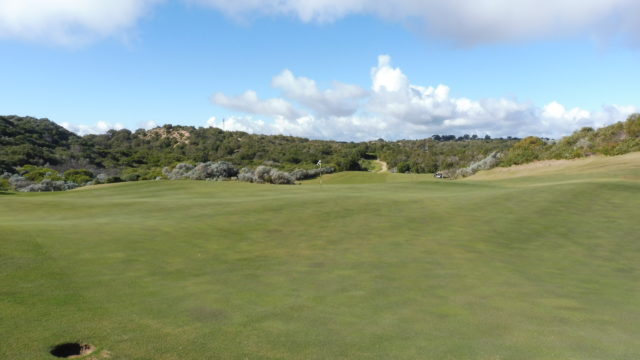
top-left (0, 0), bottom-right (638, 140)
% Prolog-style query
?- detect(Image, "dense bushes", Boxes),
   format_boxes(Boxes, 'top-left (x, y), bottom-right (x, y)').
top-left (0, 177), bottom-right (10, 192)
top-left (500, 137), bottom-right (548, 167)
top-left (162, 161), bottom-right (238, 180)
top-left (4, 172), bottom-right (79, 192)
top-left (63, 169), bottom-right (94, 185)
top-left (290, 167), bottom-right (334, 180)
top-left (237, 166), bottom-right (295, 184)
top-left (3, 113), bottom-right (640, 183)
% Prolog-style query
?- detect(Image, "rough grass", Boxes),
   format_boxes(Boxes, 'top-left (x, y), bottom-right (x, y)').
top-left (1, 154), bottom-right (640, 359)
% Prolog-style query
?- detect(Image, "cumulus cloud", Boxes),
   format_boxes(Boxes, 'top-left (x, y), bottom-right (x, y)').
top-left (272, 70), bottom-right (368, 117)
top-left (193, 0), bottom-right (640, 45)
top-left (212, 90), bottom-right (304, 119)
top-left (210, 55), bottom-right (638, 141)
top-left (61, 120), bottom-right (125, 135)
top-left (0, 0), bottom-right (160, 45)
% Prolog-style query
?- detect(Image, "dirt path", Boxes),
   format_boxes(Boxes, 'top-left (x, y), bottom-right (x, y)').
top-left (373, 159), bottom-right (388, 173)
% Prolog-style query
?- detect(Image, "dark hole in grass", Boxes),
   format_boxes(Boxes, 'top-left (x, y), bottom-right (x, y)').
top-left (50, 343), bottom-right (94, 358)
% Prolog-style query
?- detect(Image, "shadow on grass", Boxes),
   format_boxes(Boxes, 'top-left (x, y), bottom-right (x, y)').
top-left (0, 191), bottom-right (16, 195)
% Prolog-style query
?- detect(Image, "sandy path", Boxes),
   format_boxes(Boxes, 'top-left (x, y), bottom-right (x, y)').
top-left (374, 159), bottom-right (388, 172)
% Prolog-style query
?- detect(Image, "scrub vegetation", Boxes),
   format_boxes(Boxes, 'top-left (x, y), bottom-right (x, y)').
top-left (2, 114), bottom-right (639, 190)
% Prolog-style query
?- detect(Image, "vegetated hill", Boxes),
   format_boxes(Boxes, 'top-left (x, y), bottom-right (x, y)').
top-left (0, 115), bottom-right (80, 172)
top-left (0, 115), bottom-right (518, 177)
top-left (2, 113), bottom-right (638, 180)
top-left (500, 114), bottom-right (640, 167)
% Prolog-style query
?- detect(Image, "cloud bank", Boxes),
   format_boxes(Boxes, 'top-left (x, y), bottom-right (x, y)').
top-left (0, 0), bottom-right (160, 45)
top-left (210, 55), bottom-right (637, 141)
top-left (195, 0), bottom-right (640, 45)
top-left (1, 0), bottom-right (640, 45)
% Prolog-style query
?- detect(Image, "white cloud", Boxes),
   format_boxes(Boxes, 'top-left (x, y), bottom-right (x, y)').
top-left (61, 120), bottom-right (125, 135)
top-left (272, 69), bottom-right (367, 117)
top-left (3, 1), bottom-right (639, 46)
top-left (211, 55), bottom-right (638, 141)
top-left (212, 90), bottom-right (304, 119)
top-left (0, 0), bottom-right (160, 45)
top-left (194, 0), bottom-right (640, 45)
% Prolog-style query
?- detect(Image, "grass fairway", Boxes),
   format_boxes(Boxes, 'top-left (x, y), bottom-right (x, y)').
top-left (2, 154), bottom-right (640, 359)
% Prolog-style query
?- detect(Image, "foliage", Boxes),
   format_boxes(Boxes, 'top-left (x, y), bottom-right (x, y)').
top-left (0, 178), bottom-right (10, 192)
top-left (64, 169), bottom-right (94, 185)
top-left (17, 165), bottom-right (63, 182)
top-left (3, 113), bottom-right (640, 186)
top-left (238, 165), bottom-right (295, 184)
top-left (500, 136), bottom-right (548, 167)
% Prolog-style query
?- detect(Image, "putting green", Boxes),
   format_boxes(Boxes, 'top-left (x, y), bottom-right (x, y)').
top-left (1, 153), bottom-right (640, 359)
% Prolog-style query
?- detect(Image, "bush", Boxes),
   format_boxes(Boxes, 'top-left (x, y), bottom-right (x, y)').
top-left (18, 179), bottom-right (78, 192)
top-left (18, 165), bottom-right (63, 182)
top-left (8, 174), bottom-right (32, 190)
top-left (0, 178), bottom-right (10, 191)
top-left (237, 166), bottom-right (295, 185)
top-left (123, 173), bottom-right (140, 182)
top-left (163, 162), bottom-right (238, 181)
top-left (396, 162), bottom-right (411, 173)
top-left (624, 114), bottom-right (640, 138)
top-left (162, 163), bottom-right (195, 180)
top-left (238, 167), bottom-right (256, 183)
top-left (500, 137), bottom-right (547, 166)
top-left (290, 167), bottom-right (334, 180)
top-left (64, 169), bottom-right (94, 185)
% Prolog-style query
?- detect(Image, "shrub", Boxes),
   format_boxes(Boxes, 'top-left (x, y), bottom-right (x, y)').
top-left (123, 173), bottom-right (140, 182)
top-left (237, 166), bottom-right (295, 185)
top-left (500, 137), bottom-right (547, 166)
top-left (18, 179), bottom-right (78, 192)
top-left (162, 163), bottom-right (195, 180)
top-left (64, 169), bottom-right (94, 185)
top-left (8, 174), bottom-right (32, 190)
top-left (624, 114), bottom-right (640, 138)
top-left (396, 162), bottom-right (411, 173)
top-left (18, 165), bottom-right (63, 182)
top-left (269, 169), bottom-right (295, 184)
top-left (0, 178), bottom-right (10, 192)
top-left (94, 173), bottom-right (109, 184)
top-left (254, 166), bottom-right (273, 183)
top-left (163, 162), bottom-right (238, 181)
top-left (290, 167), bottom-right (334, 180)
top-left (238, 167), bottom-right (256, 183)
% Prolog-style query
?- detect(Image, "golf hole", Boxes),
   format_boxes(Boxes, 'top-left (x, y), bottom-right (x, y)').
top-left (50, 343), bottom-right (95, 358)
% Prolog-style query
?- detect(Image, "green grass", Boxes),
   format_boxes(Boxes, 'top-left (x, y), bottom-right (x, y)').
top-left (2, 154), bottom-right (640, 359)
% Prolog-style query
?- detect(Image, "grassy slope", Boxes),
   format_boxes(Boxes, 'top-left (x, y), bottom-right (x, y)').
top-left (1, 154), bottom-right (640, 359)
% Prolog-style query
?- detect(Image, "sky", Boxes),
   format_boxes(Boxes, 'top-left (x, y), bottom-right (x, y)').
top-left (0, 0), bottom-right (639, 141)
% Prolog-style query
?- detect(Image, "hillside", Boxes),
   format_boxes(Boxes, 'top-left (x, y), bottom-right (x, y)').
top-left (0, 115), bottom-right (517, 180)
top-left (2, 114), bottom-right (639, 188)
